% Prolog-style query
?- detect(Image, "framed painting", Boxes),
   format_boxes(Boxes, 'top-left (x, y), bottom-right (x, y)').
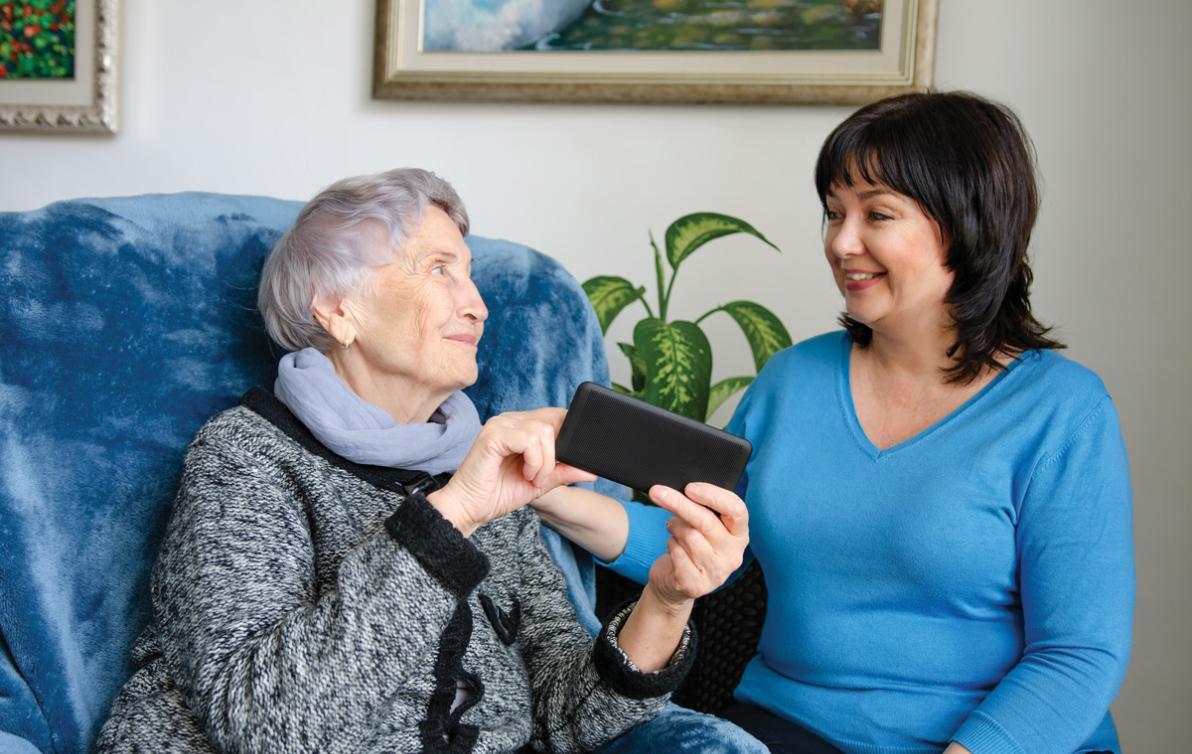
top-left (0, 0), bottom-right (119, 133)
top-left (374, 0), bottom-right (937, 105)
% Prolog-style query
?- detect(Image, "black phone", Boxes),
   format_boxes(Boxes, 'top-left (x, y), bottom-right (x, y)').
top-left (556, 381), bottom-right (752, 495)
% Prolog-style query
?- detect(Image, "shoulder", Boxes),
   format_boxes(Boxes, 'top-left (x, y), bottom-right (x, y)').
top-left (1022, 348), bottom-right (1110, 400)
top-left (1011, 349), bottom-right (1115, 430)
top-left (743, 330), bottom-right (844, 401)
top-left (182, 405), bottom-right (295, 476)
top-left (755, 329), bottom-right (843, 380)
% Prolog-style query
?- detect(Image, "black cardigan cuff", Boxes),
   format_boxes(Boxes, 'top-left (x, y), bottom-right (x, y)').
top-left (384, 490), bottom-right (489, 599)
top-left (591, 599), bottom-right (698, 700)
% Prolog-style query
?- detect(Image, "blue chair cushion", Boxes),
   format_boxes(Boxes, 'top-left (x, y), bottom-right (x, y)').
top-left (0, 192), bottom-right (612, 753)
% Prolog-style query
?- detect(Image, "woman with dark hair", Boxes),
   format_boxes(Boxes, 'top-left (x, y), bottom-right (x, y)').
top-left (532, 92), bottom-right (1134, 754)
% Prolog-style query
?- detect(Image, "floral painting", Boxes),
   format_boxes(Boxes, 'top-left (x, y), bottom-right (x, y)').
top-left (0, 0), bottom-right (117, 133)
top-left (0, 0), bottom-right (75, 80)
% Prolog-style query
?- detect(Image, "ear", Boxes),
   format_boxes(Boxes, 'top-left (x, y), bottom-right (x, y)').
top-left (312, 295), bottom-right (358, 347)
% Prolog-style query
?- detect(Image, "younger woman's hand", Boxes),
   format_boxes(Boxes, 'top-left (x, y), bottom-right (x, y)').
top-left (644, 482), bottom-right (749, 609)
top-left (429, 408), bottom-right (595, 536)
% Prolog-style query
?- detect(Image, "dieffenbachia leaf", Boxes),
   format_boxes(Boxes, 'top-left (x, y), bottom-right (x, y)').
top-left (722, 300), bottom-right (792, 372)
top-left (611, 382), bottom-right (635, 396)
top-left (582, 276), bottom-right (645, 334)
top-left (664, 212), bottom-right (779, 271)
top-left (618, 341), bottom-right (647, 394)
top-left (634, 318), bottom-right (712, 421)
top-left (707, 376), bottom-right (753, 420)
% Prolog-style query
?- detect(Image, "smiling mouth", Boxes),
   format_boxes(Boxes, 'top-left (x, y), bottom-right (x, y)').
top-left (445, 335), bottom-right (478, 346)
top-left (844, 272), bottom-right (885, 281)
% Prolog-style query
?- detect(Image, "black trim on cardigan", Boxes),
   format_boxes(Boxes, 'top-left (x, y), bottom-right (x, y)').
top-left (239, 387), bottom-right (453, 495)
top-left (385, 490), bottom-right (490, 600)
top-left (591, 600), bottom-right (697, 701)
top-left (418, 602), bottom-right (482, 753)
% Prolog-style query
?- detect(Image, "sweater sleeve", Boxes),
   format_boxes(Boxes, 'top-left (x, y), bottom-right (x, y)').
top-left (152, 432), bottom-right (488, 754)
top-left (951, 395), bottom-right (1135, 754)
top-left (514, 510), bottom-right (695, 752)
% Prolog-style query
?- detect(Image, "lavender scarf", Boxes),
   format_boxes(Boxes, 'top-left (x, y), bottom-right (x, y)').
top-left (273, 348), bottom-right (481, 474)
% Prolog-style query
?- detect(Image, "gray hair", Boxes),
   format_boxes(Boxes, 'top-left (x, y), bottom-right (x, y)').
top-left (258, 168), bottom-right (470, 353)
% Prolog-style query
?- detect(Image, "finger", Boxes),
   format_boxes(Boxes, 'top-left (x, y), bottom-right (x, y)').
top-left (650, 485), bottom-right (722, 537)
top-left (534, 422), bottom-right (556, 486)
top-left (540, 463), bottom-right (596, 489)
top-left (683, 482), bottom-right (749, 537)
top-left (668, 540), bottom-right (703, 598)
top-left (527, 407), bottom-right (568, 433)
top-left (672, 522), bottom-right (716, 576)
top-left (521, 433), bottom-right (543, 482)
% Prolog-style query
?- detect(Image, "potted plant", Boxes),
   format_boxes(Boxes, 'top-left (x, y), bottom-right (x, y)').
top-left (582, 212), bottom-right (792, 425)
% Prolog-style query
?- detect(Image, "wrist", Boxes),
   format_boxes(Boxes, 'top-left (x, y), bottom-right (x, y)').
top-left (426, 488), bottom-right (478, 538)
top-left (641, 581), bottom-right (693, 620)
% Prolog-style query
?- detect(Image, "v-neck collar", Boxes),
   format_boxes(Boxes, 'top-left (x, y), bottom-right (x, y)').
top-left (836, 333), bottom-right (1036, 461)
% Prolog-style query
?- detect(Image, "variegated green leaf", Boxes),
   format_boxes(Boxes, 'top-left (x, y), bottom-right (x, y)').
top-left (664, 212), bottom-right (779, 271)
top-left (722, 300), bottom-right (792, 372)
top-left (634, 318), bottom-right (712, 421)
top-left (611, 382), bottom-right (635, 396)
top-left (582, 276), bottom-right (645, 334)
top-left (618, 341), bottom-right (647, 394)
top-left (707, 376), bottom-right (753, 420)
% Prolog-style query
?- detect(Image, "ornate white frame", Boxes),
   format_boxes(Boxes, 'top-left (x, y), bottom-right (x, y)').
top-left (0, 0), bottom-right (119, 134)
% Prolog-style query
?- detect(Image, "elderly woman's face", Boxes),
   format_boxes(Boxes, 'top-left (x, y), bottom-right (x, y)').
top-left (822, 177), bottom-right (953, 334)
top-left (352, 206), bottom-right (487, 396)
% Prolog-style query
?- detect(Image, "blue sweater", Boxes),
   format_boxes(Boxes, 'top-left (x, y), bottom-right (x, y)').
top-left (606, 332), bottom-right (1134, 754)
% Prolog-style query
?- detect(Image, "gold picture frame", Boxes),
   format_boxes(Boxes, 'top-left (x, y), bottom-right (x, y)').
top-left (374, 0), bottom-right (937, 105)
top-left (0, 0), bottom-right (119, 134)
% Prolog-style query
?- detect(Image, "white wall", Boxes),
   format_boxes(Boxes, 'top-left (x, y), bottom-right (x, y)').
top-left (3, 1), bottom-right (1189, 749)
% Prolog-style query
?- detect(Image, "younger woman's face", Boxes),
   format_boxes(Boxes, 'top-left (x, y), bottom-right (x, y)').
top-left (822, 177), bottom-right (953, 336)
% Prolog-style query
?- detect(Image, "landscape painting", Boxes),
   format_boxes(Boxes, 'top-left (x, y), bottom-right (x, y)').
top-left (374, 0), bottom-right (935, 104)
top-left (422, 0), bottom-right (883, 53)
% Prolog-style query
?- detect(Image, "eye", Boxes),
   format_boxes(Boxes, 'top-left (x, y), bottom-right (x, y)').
top-left (824, 209), bottom-right (843, 222)
top-left (869, 211), bottom-right (893, 222)
top-left (430, 264), bottom-right (448, 276)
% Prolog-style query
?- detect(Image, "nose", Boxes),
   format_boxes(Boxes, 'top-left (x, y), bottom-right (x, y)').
top-left (827, 216), bottom-right (863, 262)
top-left (460, 277), bottom-right (488, 323)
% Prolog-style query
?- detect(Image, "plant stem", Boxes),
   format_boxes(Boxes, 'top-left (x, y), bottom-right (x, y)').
top-left (650, 231), bottom-right (667, 321)
top-left (639, 293), bottom-right (655, 319)
top-left (662, 270), bottom-right (679, 322)
top-left (694, 306), bottom-right (724, 326)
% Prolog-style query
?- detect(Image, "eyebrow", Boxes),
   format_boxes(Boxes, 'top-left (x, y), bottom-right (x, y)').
top-left (825, 188), bottom-right (894, 203)
top-left (415, 249), bottom-right (465, 263)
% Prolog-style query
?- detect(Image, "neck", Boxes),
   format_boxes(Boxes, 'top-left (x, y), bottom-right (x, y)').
top-left (863, 310), bottom-right (958, 383)
top-left (325, 349), bottom-right (450, 425)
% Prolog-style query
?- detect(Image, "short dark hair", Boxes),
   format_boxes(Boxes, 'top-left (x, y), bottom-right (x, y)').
top-left (814, 91), bottom-right (1064, 384)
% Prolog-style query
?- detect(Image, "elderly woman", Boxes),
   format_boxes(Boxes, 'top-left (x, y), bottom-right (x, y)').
top-left (94, 169), bottom-right (760, 753)
top-left (533, 92), bottom-right (1135, 754)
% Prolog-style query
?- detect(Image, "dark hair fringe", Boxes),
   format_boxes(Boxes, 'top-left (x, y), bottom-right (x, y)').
top-left (817, 91), bottom-right (1065, 384)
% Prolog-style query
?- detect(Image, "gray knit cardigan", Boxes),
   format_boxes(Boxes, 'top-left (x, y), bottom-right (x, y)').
top-left (94, 389), bottom-right (694, 753)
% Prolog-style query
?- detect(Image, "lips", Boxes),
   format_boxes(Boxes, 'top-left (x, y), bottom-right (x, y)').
top-left (445, 334), bottom-right (478, 346)
top-left (843, 270), bottom-right (886, 292)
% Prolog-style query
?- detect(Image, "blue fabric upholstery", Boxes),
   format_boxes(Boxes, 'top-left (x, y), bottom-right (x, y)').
top-left (0, 193), bottom-right (616, 753)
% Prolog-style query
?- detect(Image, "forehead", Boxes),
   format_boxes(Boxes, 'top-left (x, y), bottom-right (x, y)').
top-left (825, 180), bottom-right (902, 201)
top-left (403, 208), bottom-right (471, 262)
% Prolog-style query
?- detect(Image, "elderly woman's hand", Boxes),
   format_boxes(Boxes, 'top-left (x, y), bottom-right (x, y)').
top-left (428, 408), bottom-right (596, 537)
top-left (643, 483), bottom-right (750, 609)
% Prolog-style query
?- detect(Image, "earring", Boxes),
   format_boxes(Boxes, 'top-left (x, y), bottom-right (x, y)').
top-left (342, 339), bottom-right (351, 350)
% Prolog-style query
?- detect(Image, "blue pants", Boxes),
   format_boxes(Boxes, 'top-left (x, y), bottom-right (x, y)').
top-left (597, 703), bottom-right (769, 753)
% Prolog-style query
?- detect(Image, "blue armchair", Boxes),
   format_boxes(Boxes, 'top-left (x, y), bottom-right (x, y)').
top-left (0, 193), bottom-right (615, 754)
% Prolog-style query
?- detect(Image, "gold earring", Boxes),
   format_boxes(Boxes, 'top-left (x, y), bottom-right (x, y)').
top-left (342, 339), bottom-right (351, 350)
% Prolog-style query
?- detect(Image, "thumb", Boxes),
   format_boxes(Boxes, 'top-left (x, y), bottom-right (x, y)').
top-left (540, 463), bottom-right (597, 490)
